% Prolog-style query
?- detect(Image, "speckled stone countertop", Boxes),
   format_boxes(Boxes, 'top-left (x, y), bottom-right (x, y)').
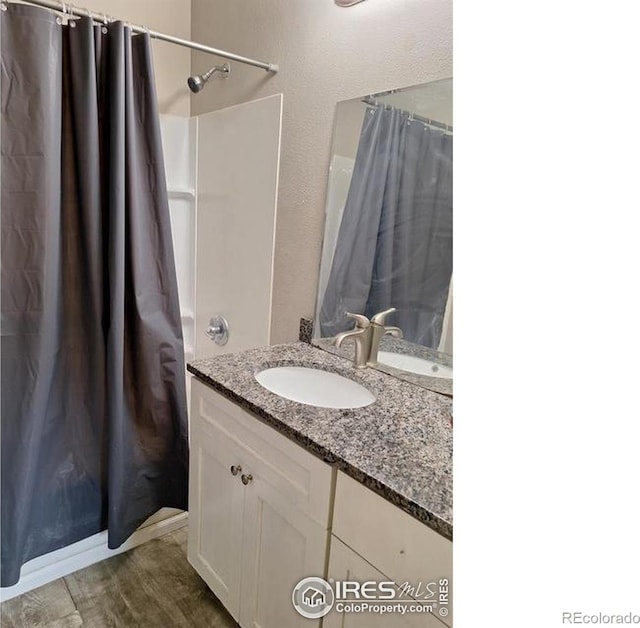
top-left (187, 342), bottom-right (453, 540)
top-left (314, 336), bottom-right (453, 396)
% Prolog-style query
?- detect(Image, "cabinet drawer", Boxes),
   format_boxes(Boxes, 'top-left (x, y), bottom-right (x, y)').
top-left (325, 536), bottom-right (447, 628)
top-left (333, 472), bottom-right (453, 625)
top-left (191, 378), bottom-right (333, 527)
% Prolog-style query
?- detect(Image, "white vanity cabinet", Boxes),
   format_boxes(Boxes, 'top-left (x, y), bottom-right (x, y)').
top-left (188, 377), bottom-right (453, 628)
top-left (188, 379), bottom-right (333, 628)
top-left (326, 472), bottom-right (453, 628)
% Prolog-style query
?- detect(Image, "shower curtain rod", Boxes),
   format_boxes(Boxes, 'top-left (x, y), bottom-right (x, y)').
top-left (8, 0), bottom-right (279, 72)
top-left (362, 95), bottom-right (453, 134)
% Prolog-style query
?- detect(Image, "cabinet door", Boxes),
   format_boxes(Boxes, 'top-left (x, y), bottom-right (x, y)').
top-left (187, 388), bottom-right (246, 622)
top-left (333, 472), bottom-right (453, 626)
top-left (239, 458), bottom-right (329, 628)
top-left (324, 538), bottom-right (447, 628)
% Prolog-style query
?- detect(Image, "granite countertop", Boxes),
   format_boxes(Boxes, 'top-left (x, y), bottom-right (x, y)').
top-left (314, 335), bottom-right (453, 396)
top-left (187, 342), bottom-right (453, 540)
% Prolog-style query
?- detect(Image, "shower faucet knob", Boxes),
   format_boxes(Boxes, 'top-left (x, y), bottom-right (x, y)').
top-left (206, 314), bottom-right (229, 346)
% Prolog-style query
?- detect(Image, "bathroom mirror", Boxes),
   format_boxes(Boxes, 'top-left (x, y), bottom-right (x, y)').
top-left (312, 78), bottom-right (453, 395)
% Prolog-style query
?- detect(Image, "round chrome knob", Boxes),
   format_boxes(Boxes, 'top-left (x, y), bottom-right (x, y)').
top-left (241, 474), bottom-right (253, 486)
top-left (230, 465), bottom-right (242, 476)
top-left (206, 314), bottom-right (229, 346)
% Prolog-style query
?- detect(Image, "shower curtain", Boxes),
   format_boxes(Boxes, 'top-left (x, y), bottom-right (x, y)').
top-left (1, 4), bottom-right (188, 587)
top-left (320, 104), bottom-right (453, 348)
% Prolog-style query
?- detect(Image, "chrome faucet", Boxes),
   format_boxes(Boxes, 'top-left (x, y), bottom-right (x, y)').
top-left (333, 313), bottom-right (372, 368)
top-left (368, 308), bottom-right (403, 366)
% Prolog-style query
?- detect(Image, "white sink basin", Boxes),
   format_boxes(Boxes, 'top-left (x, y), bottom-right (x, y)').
top-left (378, 352), bottom-right (453, 379)
top-left (255, 366), bottom-right (376, 409)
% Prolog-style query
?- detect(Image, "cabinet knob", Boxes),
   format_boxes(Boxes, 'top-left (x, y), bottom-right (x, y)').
top-left (230, 465), bottom-right (242, 476)
top-left (241, 473), bottom-right (253, 485)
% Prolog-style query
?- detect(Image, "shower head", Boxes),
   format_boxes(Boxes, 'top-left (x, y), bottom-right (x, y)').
top-left (187, 63), bottom-right (230, 93)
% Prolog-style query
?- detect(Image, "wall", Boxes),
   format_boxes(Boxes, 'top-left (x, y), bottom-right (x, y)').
top-left (82, 0), bottom-right (191, 115)
top-left (190, 0), bottom-right (452, 343)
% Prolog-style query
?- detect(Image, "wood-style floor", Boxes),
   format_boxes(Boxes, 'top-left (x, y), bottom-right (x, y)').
top-left (0, 527), bottom-right (238, 628)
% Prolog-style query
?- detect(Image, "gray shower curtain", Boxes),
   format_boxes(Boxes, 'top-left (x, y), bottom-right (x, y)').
top-left (1, 4), bottom-right (188, 587)
top-left (320, 105), bottom-right (453, 347)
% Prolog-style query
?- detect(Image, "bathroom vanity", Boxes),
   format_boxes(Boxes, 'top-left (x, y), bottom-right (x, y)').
top-left (187, 342), bottom-right (453, 628)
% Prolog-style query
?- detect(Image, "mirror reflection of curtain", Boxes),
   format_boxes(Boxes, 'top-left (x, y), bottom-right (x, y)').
top-left (319, 104), bottom-right (453, 348)
top-left (1, 5), bottom-right (188, 587)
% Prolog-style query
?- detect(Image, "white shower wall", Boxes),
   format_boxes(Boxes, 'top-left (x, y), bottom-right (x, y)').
top-left (161, 95), bottom-right (282, 362)
top-left (194, 94), bottom-right (282, 359)
top-left (160, 114), bottom-right (197, 361)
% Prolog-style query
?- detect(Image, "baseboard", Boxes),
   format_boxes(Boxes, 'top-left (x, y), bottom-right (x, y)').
top-left (0, 510), bottom-right (188, 603)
